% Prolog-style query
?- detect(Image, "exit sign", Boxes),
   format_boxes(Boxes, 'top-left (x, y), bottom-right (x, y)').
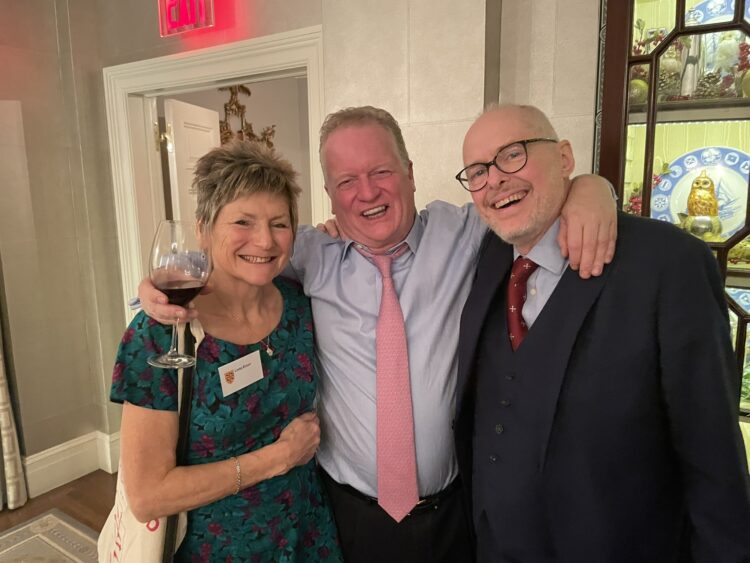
top-left (159, 0), bottom-right (214, 36)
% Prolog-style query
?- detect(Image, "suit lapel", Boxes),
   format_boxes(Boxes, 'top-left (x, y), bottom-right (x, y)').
top-left (525, 263), bottom-right (611, 468)
top-left (457, 228), bottom-right (614, 471)
top-left (457, 233), bottom-right (513, 412)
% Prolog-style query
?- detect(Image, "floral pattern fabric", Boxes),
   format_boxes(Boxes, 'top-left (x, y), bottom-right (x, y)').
top-left (111, 277), bottom-right (342, 562)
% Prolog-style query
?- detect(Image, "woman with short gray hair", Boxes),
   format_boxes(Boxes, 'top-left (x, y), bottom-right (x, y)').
top-left (110, 140), bottom-right (342, 561)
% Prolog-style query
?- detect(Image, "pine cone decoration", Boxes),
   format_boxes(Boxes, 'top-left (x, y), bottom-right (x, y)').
top-left (658, 70), bottom-right (681, 98)
top-left (694, 71), bottom-right (722, 99)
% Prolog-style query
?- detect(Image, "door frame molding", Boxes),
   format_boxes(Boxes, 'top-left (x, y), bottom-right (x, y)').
top-left (103, 26), bottom-right (325, 321)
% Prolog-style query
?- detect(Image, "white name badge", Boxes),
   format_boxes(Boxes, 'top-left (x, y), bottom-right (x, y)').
top-left (218, 350), bottom-right (264, 397)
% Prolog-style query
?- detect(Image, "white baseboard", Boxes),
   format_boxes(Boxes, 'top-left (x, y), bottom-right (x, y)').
top-left (24, 431), bottom-right (120, 498)
top-left (97, 431), bottom-right (121, 474)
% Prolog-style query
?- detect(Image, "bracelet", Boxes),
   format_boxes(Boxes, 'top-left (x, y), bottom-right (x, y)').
top-left (231, 456), bottom-right (241, 495)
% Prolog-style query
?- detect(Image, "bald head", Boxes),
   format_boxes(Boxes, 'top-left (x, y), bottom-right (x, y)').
top-left (462, 104), bottom-right (575, 254)
top-left (464, 104), bottom-right (558, 159)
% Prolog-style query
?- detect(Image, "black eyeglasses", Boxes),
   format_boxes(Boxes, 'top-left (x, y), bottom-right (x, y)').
top-left (455, 138), bottom-right (558, 192)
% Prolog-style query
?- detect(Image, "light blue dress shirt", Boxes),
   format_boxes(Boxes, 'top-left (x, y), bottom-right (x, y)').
top-left (516, 219), bottom-right (569, 328)
top-left (288, 202), bottom-right (487, 496)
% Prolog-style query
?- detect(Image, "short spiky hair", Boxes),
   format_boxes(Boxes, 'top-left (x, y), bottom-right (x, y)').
top-left (193, 139), bottom-right (301, 234)
top-left (318, 106), bottom-right (411, 170)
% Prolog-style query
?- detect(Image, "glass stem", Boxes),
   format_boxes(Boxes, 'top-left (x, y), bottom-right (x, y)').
top-left (168, 318), bottom-right (180, 356)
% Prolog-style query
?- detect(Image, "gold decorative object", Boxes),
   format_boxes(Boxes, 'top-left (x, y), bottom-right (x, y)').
top-left (678, 169), bottom-right (722, 240)
top-left (219, 85), bottom-right (276, 148)
top-left (687, 169), bottom-right (719, 216)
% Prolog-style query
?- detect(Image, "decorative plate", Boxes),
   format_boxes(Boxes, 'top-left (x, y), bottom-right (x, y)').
top-left (726, 287), bottom-right (750, 315)
top-left (685, 0), bottom-right (736, 25)
top-left (650, 146), bottom-right (750, 239)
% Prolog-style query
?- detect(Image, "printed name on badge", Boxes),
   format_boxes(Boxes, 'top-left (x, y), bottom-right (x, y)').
top-left (218, 350), bottom-right (264, 397)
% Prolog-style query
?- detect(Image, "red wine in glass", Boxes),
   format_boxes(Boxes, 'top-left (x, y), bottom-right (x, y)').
top-left (159, 279), bottom-right (205, 307)
top-left (147, 220), bottom-right (211, 369)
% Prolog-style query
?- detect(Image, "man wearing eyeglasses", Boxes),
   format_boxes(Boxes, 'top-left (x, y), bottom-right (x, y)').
top-left (454, 104), bottom-right (750, 562)
top-left (139, 106), bottom-right (618, 562)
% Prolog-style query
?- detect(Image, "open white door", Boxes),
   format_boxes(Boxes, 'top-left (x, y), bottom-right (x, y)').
top-left (164, 98), bottom-right (221, 221)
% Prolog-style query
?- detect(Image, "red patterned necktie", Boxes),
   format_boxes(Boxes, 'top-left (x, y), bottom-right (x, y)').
top-left (507, 256), bottom-right (538, 351)
top-left (369, 251), bottom-right (419, 522)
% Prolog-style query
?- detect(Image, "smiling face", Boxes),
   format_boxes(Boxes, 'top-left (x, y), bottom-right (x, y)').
top-left (463, 106), bottom-right (575, 254)
top-left (207, 192), bottom-right (294, 289)
top-left (321, 123), bottom-right (417, 253)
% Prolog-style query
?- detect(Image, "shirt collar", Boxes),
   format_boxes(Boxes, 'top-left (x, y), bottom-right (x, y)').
top-left (514, 218), bottom-right (568, 275)
top-left (341, 212), bottom-right (423, 258)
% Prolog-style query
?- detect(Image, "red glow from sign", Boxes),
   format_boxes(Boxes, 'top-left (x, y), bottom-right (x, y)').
top-left (159, 0), bottom-right (215, 37)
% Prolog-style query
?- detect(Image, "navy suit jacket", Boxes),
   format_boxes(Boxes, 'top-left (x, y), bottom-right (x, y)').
top-left (454, 213), bottom-right (750, 562)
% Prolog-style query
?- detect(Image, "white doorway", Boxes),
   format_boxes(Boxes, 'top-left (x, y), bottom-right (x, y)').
top-left (162, 98), bottom-right (221, 223)
top-left (161, 76), bottom-right (312, 227)
top-left (103, 26), bottom-right (325, 322)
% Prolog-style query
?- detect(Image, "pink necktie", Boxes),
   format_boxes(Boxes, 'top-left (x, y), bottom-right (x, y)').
top-left (371, 252), bottom-right (419, 522)
top-left (507, 256), bottom-right (538, 351)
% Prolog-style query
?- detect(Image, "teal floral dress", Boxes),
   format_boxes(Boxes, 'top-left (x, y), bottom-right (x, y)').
top-left (111, 277), bottom-right (342, 563)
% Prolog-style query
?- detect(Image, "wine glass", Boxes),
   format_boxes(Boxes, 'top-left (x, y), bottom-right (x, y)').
top-left (147, 220), bottom-right (211, 369)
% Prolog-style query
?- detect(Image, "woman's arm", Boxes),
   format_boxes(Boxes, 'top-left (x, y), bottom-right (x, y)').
top-left (120, 402), bottom-right (320, 522)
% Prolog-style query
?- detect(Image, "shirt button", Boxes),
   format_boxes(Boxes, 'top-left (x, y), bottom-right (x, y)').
top-left (530, 288), bottom-right (537, 296)
top-left (505, 374), bottom-right (515, 381)
top-left (489, 454), bottom-right (498, 462)
top-left (495, 424), bottom-right (504, 434)
top-left (500, 399), bottom-right (511, 407)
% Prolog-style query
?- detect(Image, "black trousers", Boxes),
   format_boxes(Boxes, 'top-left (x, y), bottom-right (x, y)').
top-left (320, 469), bottom-right (474, 563)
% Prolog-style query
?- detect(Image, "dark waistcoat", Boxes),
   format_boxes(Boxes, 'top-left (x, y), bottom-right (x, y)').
top-left (472, 278), bottom-right (556, 562)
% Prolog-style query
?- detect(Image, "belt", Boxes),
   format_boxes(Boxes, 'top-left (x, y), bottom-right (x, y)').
top-left (320, 469), bottom-right (460, 515)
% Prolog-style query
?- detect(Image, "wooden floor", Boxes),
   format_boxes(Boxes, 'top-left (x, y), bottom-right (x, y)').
top-left (0, 470), bottom-right (117, 533)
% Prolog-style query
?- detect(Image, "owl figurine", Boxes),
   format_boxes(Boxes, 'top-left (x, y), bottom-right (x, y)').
top-left (678, 169), bottom-right (722, 240)
top-left (687, 169), bottom-right (719, 216)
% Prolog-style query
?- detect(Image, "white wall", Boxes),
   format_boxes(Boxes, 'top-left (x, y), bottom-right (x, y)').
top-left (322, 0), bottom-right (487, 210)
top-left (0, 1), bottom-right (117, 462)
top-left (499, 0), bottom-right (601, 176)
top-left (321, 0), bottom-right (602, 210)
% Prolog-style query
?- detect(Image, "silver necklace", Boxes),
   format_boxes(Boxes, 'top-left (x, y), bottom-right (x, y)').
top-left (216, 295), bottom-right (273, 357)
top-left (215, 296), bottom-right (274, 356)
top-left (258, 337), bottom-right (274, 356)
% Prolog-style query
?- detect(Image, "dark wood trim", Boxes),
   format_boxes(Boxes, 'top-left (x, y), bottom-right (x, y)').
top-left (598, 0), bottom-right (750, 418)
top-left (676, 0), bottom-right (686, 32)
top-left (597, 0), bottom-right (630, 194)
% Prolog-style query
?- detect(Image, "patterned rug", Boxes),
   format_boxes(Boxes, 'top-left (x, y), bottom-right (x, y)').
top-left (0, 509), bottom-right (97, 562)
